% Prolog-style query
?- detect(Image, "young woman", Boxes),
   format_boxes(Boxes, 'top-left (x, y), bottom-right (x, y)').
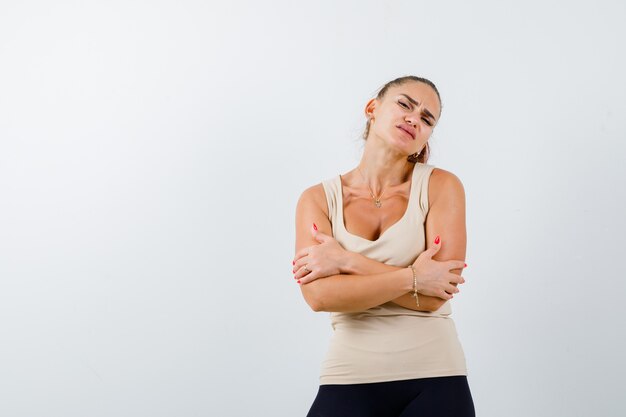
top-left (292, 76), bottom-right (476, 416)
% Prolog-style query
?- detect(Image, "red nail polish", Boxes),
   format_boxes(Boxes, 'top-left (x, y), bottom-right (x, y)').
top-left (313, 223), bottom-right (318, 231)
top-left (292, 260), bottom-right (295, 266)
top-left (297, 280), bottom-right (301, 284)
top-left (434, 236), bottom-right (440, 244)
top-left (464, 263), bottom-right (467, 268)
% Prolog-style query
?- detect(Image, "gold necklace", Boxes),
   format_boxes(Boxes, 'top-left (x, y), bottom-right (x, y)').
top-left (356, 166), bottom-right (387, 208)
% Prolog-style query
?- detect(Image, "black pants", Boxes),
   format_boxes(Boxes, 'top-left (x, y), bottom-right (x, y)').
top-left (306, 375), bottom-right (475, 417)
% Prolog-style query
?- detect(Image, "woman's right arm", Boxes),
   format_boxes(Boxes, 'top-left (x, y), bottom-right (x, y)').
top-left (295, 185), bottom-right (415, 312)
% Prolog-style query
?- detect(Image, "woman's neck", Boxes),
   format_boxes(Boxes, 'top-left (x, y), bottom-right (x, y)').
top-left (354, 145), bottom-right (414, 193)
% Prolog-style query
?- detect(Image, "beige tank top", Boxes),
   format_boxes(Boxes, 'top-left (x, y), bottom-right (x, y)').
top-left (319, 162), bottom-right (468, 385)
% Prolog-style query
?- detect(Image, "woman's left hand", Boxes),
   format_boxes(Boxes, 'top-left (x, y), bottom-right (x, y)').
top-left (293, 225), bottom-right (348, 284)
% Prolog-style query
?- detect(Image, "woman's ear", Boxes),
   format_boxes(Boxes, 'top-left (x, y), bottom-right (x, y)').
top-left (364, 98), bottom-right (377, 119)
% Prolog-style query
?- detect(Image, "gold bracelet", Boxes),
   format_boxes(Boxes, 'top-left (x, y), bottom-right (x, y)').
top-left (408, 265), bottom-right (419, 307)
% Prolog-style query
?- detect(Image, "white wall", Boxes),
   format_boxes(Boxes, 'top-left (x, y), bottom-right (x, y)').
top-left (1, 1), bottom-right (625, 416)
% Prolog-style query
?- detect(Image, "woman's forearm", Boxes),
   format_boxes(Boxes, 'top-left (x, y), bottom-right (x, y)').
top-left (302, 268), bottom-right (414, 313)
top-left (343, 252), bottom-right (445, 312)
top-left (343, 251), bottom-right (397, 275)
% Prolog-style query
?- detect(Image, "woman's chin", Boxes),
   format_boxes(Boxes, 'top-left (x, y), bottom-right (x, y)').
top-left (388, 137), bottom-right (414, 154)
top-left (372, 134), bottom-right (414, 156)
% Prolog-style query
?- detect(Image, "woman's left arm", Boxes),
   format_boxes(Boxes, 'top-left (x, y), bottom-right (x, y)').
top-left (343, 251), bottom-right (446, 312)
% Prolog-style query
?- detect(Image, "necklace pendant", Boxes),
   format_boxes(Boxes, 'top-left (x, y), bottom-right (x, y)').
top-left (375, 199), bottom-right (382, 208)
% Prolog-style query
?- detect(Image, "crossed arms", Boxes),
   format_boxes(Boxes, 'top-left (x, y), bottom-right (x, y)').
top-left (293, 168), bottom-right (467, 313)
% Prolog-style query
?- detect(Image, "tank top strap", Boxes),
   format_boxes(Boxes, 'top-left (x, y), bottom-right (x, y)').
top-left (414, 163), bottom-right (436, 216)
top-left (321, 175), bottom-right (340, 231)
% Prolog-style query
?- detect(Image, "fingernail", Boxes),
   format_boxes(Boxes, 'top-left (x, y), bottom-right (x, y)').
top-left (434, 235), bottom-right (440, 244)
top-left (313, 223), bottom-right (318, 231)
top-left (464, 263), bottom-right (467, 267)
top-left (297, 280), bottom-right (301, 284)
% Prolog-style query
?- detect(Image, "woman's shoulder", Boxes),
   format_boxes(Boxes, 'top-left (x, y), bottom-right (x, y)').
top-left (429, 166), bottom-right (463, 183)
top-left (296, 182), bottom-right (329, 218)
top-left (428, 166), bottom-right (465, 206)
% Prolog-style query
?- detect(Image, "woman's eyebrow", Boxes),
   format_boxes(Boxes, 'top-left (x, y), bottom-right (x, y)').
top-left (399, 93), bottom-right (437, 122)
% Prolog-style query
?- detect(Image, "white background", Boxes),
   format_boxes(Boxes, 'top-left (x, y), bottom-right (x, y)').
top-left (1, 1), bottom-right (625, 416)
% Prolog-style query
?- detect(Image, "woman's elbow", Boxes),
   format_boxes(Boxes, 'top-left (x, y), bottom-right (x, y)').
top-left (431, 299), bottom-right (449, 312)
top-left (300, 284), bottom-right (323, 312)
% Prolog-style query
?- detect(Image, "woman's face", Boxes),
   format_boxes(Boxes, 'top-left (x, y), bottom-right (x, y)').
top-left (366, 82), bottom-right (441, 156)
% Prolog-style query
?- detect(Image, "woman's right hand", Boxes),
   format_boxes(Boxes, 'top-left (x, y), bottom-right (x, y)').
top-left (411, 238), bottom-right (466, 300)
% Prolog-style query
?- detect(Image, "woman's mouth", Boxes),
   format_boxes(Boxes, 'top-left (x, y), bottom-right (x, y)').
top-left (397, 125), bottom-right (415, 140)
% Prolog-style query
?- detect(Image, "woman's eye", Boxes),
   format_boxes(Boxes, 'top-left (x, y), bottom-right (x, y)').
top-left (422, 118), bottom-right (432, 126)
top-left (398, 101), bottom-right (410, 109)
